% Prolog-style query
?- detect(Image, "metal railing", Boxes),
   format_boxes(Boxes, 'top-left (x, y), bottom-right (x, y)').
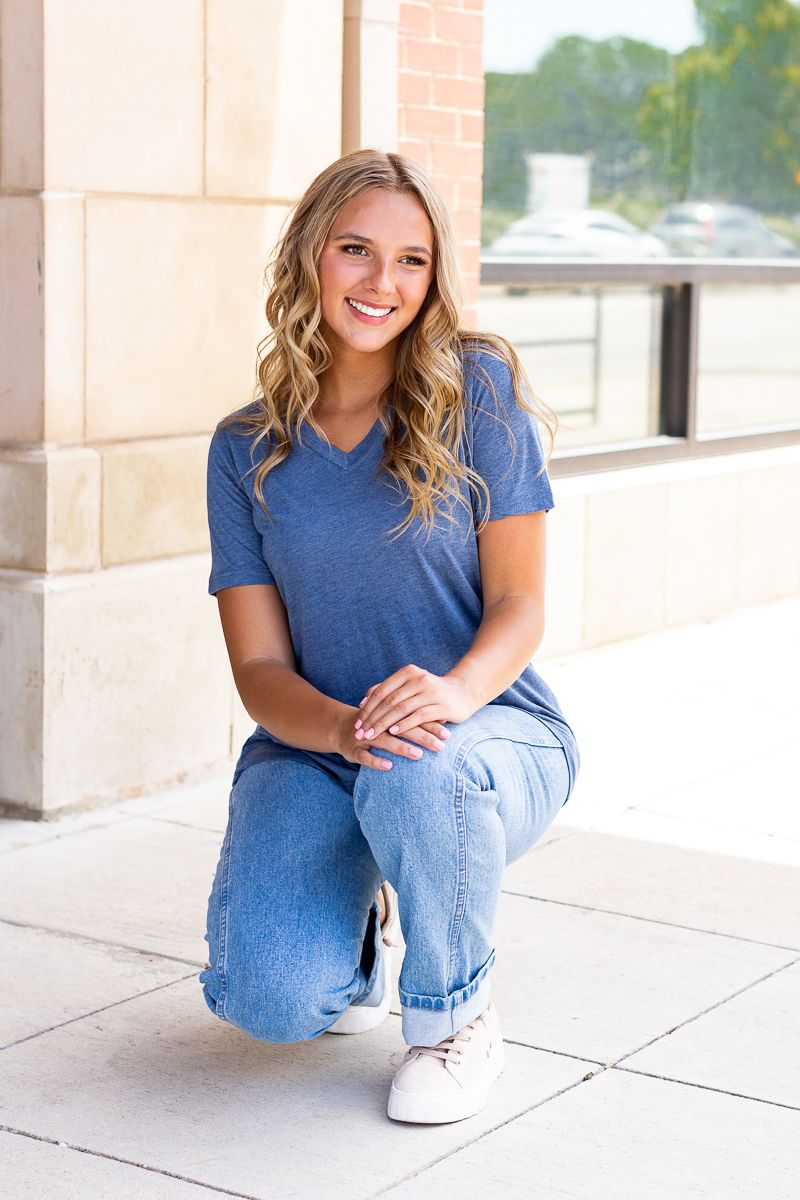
top-left (479, 257), bottom-right (800, 476)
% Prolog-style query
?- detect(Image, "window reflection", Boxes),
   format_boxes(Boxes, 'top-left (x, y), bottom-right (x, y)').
top-left (697, 286), bottom-right (800, 433)
top-left (478, 285), bottom-right (662, 448)
top-left (483, 1), bottom-right (800, 262)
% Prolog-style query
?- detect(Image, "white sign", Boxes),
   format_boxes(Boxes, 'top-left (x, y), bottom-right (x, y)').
top-left (525, 153), bottom-right (591, 211)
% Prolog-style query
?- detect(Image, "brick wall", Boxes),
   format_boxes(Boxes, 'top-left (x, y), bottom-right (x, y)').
top-left (397, 0), bottom-right (484, 323)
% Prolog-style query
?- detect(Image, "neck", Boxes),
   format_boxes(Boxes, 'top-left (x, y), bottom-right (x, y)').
top-left (316, 339), bottom-right (396, 417)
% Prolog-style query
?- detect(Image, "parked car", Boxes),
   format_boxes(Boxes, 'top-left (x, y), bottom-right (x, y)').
top-left (485, 209), bottom-right (669, 260)
top-left (648, 202), bottom-right (797, 257)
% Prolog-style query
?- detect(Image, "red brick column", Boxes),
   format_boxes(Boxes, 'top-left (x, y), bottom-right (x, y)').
top-left (398, 1), bottom-right (484, 325)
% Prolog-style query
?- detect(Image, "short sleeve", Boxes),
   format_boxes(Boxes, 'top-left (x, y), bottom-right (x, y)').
top-left (466, 351), bottom-right (555, 523)
top-left (206, 425), bottom-right (276, 595)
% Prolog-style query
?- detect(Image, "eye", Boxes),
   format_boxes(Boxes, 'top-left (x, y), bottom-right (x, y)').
top-left (342, 243), bottom-right (369, 256)
top-left (401, 255), bottom-right (429, 267)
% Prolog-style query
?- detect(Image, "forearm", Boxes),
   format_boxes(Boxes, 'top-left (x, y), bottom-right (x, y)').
top-left (445, 597), bottom-right (544, 710)
top-left (235, 657), bottom-right (351, 754)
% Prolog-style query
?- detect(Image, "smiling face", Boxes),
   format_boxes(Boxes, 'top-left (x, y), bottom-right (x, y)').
top-left (317, 187), bottom-right (435, 363)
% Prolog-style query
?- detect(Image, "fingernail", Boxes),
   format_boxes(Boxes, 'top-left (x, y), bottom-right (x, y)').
top-left (389, 725), bottom-right (399, 734)
top-left (441, 730), bottom-right (451, 739)
top-left (365, 728), bottom-right (375, 739)
top-left (358, 696), bottom-right (368, 706)
top-left (355, 730), bottom-right (364, 740)
top-left (381, 760), bottom-right (392, 769)
top-left (355, 719), bottom-right (362, 729)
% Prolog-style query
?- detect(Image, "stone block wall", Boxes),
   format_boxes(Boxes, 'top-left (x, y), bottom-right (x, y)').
top-left (0, 0), bottom-right (345, 815)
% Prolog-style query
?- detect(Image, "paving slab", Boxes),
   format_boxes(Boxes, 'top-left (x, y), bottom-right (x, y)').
top-left (0, 977), bottom-right (592, 1200)
top-left (639, 742), bottom-right (800, 839)
top-left (539, 597), bottom-right (800, 825)
top-left (503, 828), bottom-right (800, 947)
top-left (1, 923), bottom-right (193, 1047)
top-left (379, 1067), bottom-right (799, 1200)
top-left (621, 958), bottom-right (800, 1107)
top-left (559, 685), bottom-right (797, 823)
top-left (0, 804), bottom-right (132, 855)
top-left (1, 1130), bottom-right (221, 1200)
top-left (580, 806), bottom-right (800, 868)
top-left (0, 818), bottom-right (222, 962)
top-left (385, 891), bottom-right (792, 1064)
top-left (113, 775), bottom-right (233, 830)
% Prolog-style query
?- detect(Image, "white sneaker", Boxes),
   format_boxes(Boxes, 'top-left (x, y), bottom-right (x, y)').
top-left (328, 882), bottom-right (401, 1035)
top-left (387, 1001), bottom-right (504, 1123)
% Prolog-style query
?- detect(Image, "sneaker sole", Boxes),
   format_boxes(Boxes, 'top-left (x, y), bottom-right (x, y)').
top-left (327, 944), bottom-right (393, 1035)
top-left (386, 1033), bottom-right (505, 1123)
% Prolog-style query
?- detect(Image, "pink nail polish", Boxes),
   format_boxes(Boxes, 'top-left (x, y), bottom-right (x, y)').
top-left (355, 719), bottom-right (362, 729)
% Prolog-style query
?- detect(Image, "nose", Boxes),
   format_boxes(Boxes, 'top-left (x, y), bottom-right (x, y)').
top-left (364, 255), bottom-right (395, 298)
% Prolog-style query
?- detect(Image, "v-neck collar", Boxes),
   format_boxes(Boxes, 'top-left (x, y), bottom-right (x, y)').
top-left (302, 405), bottom-right (391, 471)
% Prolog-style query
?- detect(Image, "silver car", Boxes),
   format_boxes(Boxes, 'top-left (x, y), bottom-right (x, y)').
top-left (648, 202), bottom-right (797, 257)
top-left (485, 209), bottom-right (669, 259)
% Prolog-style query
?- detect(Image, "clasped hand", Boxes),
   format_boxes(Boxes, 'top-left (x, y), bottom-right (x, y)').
top-left (336, 665), bottom-right (477, 772)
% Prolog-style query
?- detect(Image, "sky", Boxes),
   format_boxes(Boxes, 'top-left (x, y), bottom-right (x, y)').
top-left (484, 0), bottom-right (700, 72)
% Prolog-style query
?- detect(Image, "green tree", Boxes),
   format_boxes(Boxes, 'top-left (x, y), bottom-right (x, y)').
top-left (638, 0), bottom-right (800, 210)
top-left (483, 35), bottom-right (672, 210)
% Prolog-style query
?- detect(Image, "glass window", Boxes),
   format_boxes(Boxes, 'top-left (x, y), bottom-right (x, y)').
top-left (696, 285), bottom-right (800, 434)
top-left (478, 285), bottom-right (662, 449)
top-left (481, 1), bottom-right (800, 449)
top-left (482, 2), bottom-right (800, 262)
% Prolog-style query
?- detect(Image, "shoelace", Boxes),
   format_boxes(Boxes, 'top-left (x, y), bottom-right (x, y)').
top-left (407, 1012), bottom-right (487, 1063)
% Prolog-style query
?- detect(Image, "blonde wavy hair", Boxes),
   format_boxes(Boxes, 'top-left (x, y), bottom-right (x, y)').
top-left (219, 148), bottom-right (559, 541)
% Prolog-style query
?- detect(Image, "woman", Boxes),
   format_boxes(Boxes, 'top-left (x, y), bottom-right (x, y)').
top-left (200, 148), bottom-right (580, 1125)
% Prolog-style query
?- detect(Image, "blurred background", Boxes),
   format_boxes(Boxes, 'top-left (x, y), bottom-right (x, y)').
top-left (480, 0), bottom-right (800, 450)
top-left (1, 0), bottom-right (798, 819)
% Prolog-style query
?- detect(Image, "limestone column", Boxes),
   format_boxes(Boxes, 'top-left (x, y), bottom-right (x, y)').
top-left (0, 0), bottom-right (344, 817)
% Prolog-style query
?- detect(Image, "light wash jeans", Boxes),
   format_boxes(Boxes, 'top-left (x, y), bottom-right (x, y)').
top-left (199, 703), bottom-right (573, 1048)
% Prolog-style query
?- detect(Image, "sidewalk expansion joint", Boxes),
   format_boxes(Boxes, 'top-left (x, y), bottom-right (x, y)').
top-left (610, 1066), bottom-right (800, 1112)
top-left (608, 951), bottom-right (800, 1073)
top-left (0, 914), bottom-right (205, 966)
top-left (500, 888), bottom-right (800, 952)
top-left (0, 1124), bottom-right (262, 1199)
top-left (1, 972), bottom-right (198, 1053)
top-left (367, 1065), bottom-right (613, 1199)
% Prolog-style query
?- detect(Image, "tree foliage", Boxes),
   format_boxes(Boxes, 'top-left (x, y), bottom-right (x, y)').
top-left (485, 0), bottom-right (800, 215)
top-left (639, 0), bottom-right (800, 209)
top-left (484, 36), bottom-right (672, 208)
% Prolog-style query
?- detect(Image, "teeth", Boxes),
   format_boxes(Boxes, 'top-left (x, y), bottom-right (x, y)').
top-left (348, 298), bottom-right (393, 318)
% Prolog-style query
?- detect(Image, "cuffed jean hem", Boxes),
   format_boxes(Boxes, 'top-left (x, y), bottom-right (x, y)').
top-left (399, 949), bottom-right (496, 1046)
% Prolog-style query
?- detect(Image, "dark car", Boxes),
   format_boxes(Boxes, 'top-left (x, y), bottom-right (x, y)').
top-left (649, 202), bottom-right (797, 257)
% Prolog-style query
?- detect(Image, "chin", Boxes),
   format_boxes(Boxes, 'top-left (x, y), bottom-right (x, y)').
top-left (344, 326), bottom-right (398, 349)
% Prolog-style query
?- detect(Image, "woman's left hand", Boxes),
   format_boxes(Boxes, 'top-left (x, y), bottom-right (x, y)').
top-left (354, 666), bottom-right (478, 743)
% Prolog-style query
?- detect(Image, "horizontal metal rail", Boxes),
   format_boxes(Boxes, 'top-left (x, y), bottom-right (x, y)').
top-left (479, 256), bottom-right (800, 476)
top-left (480, 257), bottom-right (800, 286)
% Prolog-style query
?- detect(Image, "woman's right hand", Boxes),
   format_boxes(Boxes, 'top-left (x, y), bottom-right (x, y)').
top-left (333, 706), bottom-right (450, 771)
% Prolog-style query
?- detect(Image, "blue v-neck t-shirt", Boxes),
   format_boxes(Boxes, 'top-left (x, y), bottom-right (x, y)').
top-left (206, 348), bottom-right (580, 793)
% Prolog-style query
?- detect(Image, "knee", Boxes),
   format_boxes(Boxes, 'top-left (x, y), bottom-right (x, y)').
top-left (354, 747), bottom-right (454, 827)
top-left (202, 964), bottom-right (339, 1044)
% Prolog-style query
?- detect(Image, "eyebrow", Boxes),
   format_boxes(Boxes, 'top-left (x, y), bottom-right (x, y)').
top-left (333, 231), bottom-right (433, 256)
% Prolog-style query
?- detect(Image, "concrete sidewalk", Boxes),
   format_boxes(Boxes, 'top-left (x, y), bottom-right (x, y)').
top-left (1, 597), bottom-right (798, 1199)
